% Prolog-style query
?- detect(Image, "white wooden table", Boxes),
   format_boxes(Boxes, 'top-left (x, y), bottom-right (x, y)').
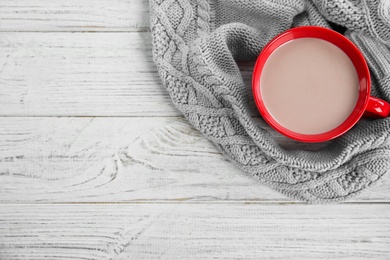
top-left (0, 1), bottom-right (389, 259)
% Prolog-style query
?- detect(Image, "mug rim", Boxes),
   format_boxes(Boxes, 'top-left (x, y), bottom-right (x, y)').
top-left (252, 26), bottom-right (371, 143)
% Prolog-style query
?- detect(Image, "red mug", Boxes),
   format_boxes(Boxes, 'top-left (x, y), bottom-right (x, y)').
top-left (252, 26), bottom-right (390, 143)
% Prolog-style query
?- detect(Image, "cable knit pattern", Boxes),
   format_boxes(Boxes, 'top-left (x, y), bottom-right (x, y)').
top-left (149, 0), bottom-right (390, 203)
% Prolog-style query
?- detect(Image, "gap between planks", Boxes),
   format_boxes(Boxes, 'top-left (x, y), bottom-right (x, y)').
top-left (0, 29), bottom-right (150, 33)
top-left (0, 201), bottom-right (389, 205)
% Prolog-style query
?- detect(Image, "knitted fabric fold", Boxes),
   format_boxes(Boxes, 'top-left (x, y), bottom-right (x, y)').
top-left (149, 0), bottom-right (390, 203)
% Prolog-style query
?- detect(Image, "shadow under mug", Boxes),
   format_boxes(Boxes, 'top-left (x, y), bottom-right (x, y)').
top-left (252, 26), bottom-right (390, 143)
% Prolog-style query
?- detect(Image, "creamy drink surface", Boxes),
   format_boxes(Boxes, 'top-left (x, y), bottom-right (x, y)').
top-left (260, 38), bottom-right (359, 135)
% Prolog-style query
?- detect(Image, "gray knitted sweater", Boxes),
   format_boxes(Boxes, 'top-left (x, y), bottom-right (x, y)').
top-left (149, 0), bottom-right (390, 203)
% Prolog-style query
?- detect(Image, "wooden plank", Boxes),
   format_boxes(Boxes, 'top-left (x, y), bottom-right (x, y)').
top-left (0, 0), bottom-right (150, 32)
top-left (0, 32), bottom-right (257, 117)
top-left (0, 117), bottom-right (387, 203)
top-left (0, 32), bottom-right (174, 116)
top-left (0, 204), bottom-right (389, 259)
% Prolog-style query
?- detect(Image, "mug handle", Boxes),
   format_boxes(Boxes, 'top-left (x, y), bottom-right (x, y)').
top-left (363, 96), bottom-right (390, 118)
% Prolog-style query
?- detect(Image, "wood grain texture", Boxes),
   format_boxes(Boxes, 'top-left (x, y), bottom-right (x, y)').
top-left (0, 32), bottom-right (257, 117)
top-left (0, 117), bottom-right (388, 203)
top-left (0, 0), bottom-right (150, 32)
top-left (2, 2), bottom-right (390, 259)
top-left (0, 204), bottom-right (389, 260)
top-left (0, 32), bottom-right (173, 116)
